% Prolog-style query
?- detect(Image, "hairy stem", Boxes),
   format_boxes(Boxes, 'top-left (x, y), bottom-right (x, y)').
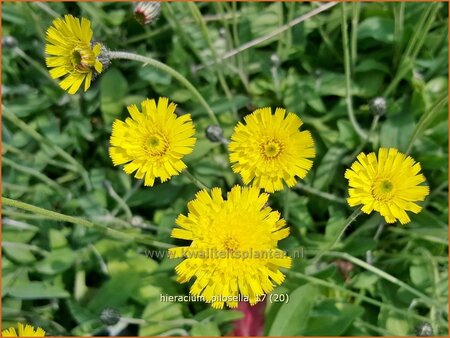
top-left (108, 51), bottom-right (219, 125)
top-left (2, 197), bottom-right (172, 249)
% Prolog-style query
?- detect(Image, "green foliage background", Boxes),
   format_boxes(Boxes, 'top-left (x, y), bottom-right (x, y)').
top-left (2, 1), bottom-right (448, 336)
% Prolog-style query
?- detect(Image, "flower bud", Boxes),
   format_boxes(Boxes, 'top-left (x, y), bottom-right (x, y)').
top-left (100, 307), bottom-right (121, 326)
top-left (369, 96), bottom-right (387, 116)
top-left (415, 322), bottom-right (433, 336)
top-left (134, 2), bottom-right (161, 26)
top-left (205, 125), bottom-right (227, 144)
top-left (2, 36), bottom-right (17, 48)
top-left (270, 54), bottom-right (280, 68)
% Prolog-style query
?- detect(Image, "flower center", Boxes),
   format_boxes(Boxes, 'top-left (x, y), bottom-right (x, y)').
top-left (261, 139), bottom-right (283, 159)
top-left (223, 236), bottom-right (239, 253)
top-left (70, 47), bottom-right (93, 73)
top-left (72, 50), bottom-right (82, 65)
top-left (372, 179), bottom-right (395, 201)
top-left (144, 133), bottom-right (169, 156)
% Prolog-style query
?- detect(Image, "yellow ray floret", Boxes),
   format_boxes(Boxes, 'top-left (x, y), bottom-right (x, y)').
top-left (109, 97), bottom-right (196, 186)
top-left (2, 323), bottom-right (45, 337)
top-left (229, 107), bottom-right (315, 193)
top-left (45, 15), bottom-right (103, 94)
top-left (345, 148), bottom-right (429, 224)
top-left (169, 185), bottom-right (292, 309)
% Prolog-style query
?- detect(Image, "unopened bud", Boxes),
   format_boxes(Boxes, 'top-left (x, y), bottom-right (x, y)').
top-left (100, 307), bottom-right (121, 326)
top-left (369, 97), bottom-right (387, 116)
top-left (219, 28), bottom-right (227, 39)
top-left (415, 323), bottom-right (433, 336)
top-left (131, 215), bottom-right (144, 227)
top-left (134, 2), bottom-right (161, 26)
top-left (270, 54), bottom-right (280, 68)
top-left (2, 36), bottom-right (17, 48)
top-left (205, 125), bottom-right (227, 144)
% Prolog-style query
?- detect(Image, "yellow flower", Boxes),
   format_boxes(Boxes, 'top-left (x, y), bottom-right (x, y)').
top-left (45, 15), bottom-right (103, 94)
top-left (345, 148), bottom-right (429, 224)
top-left (2, 323), bottom-right (45, 337)
top-left (169, 185), bottom-right (291, 309)
top-left (229, 107), bottom-right (315, 193)
top-left (109, 97), bottom-right (196, 186)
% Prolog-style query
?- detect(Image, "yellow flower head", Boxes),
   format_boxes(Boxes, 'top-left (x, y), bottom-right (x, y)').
top-left (345, 148), bottom-right (429, 224)
top-left (2, 323), bottom-right (45, 337)
top-left (229, 107), bottom-right (315, 193)
top-left (45, 15), bottom-right (103, 94)
top-left (169, 185), bottom-right (292, 309)
top-left (109, 97), bottom-right (196, 186)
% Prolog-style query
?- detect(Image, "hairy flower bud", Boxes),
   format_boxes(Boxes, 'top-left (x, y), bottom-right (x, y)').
top-left (205, 125), bottom-right (227, 144)
top-left (100, 308), bottom-right (121, 326)
top-left (415, 323), bottom-right (433, 336)
top-left (369, 96), bottom-right (387, 116)
top-left (134, 2), bottom-right (161, 26)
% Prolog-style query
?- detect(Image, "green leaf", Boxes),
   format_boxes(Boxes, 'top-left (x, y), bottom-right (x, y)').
top-left (379, 310), bottom-right (410, 336)
top-left (380, 112), bottom-right (415, 150)
top-left (354, 59), bottom-right (390, 74)
top-left (138, 67), bottom-right (172, 86)
top-left (128, 182), bottom-right (184, 208)
top-left (358, 17), bottom-right (395, 43)
top-left (248, 3), bottom-right (282, 45)
top-left (35, 248), bottom-right (76, 275)
top-left (139, 295), bottom-right (184, 336)
top-left (304, 300), bottom-right (364, 335)
top-left (49, 229), bottom-right (68, 250)
top-left (9, 282), bottom-right (70, 299)
top-left (3, 244), bottom-right (36, 264)
top-left (213, 310), bottom-right (244, 325)
top-left (87, 272), bottom-right (140, 314)
top-left (191, 322), bottom-right (221, 336)
top-left (313, 147), bottom-right (346, 191)
top-left (100, 68), bottom-right (128, 125)
top-left (267, 284), bottom-right (318, 335)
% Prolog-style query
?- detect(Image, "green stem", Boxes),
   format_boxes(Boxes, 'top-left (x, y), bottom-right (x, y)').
top-left (341, 3), bottom-right (366, 140)
top-left (315, 251), bottom-right (445, 308)
top-left (194, 2), bottom-right (338, 71)
top-left (230, 1), bottom-right (250, 91)
top-left (295, 182), bottom-right (346, 204)
top-left (183, 169), bottom-right (209, 191)
top-left (103, 181), bottom-right (133, 221)
top-left (111, 180), bottom-right (143, 217)
top-left (406, 93), bottom-right (448, 154)
top-left (188, 2), bottom-right (237, 119)
top-left (3, 157), bottom-right (66, 194)
top-left (283, 187), bottom-right (290, 221)
top-left (108, 51), bottom-right (219, 126)
top-left (350, 1), bottom-right (361, 69)
top-left (393, 2), bottom-right (405, 65)
top-left (343, 114), bottom-right (380, 164)
top-left (384, 3), bottom-right (440, 97)
top-left (13, 47), bottom-right (52, 80)
top-left (285, 270), bottom-right (439, 324)
top-left (2, 197), bottom-right (173, 249)
top-left (3, 241), bottom-right (50, 257)
top-left (3, 143), bottom-right (77, 172)
top-left (312, 207), bottom-right (363, 263)
top-left (2, 106), bottom-right (92, 191)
